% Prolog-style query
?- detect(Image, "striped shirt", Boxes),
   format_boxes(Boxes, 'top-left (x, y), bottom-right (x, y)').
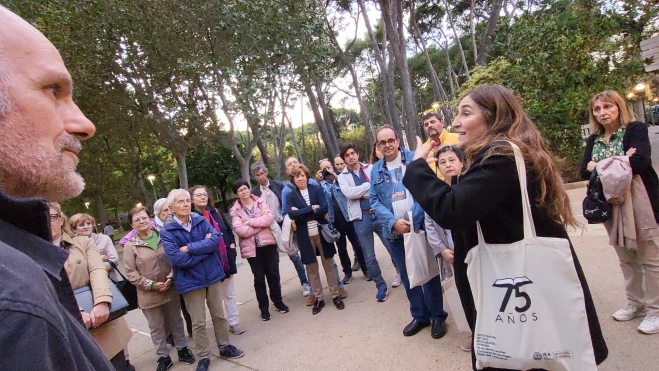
top-left (300, 189), bottom-right (319, 236)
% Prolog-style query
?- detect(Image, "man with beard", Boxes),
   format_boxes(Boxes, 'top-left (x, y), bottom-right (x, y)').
top-left (0, 6), bottom-right (114, 370)
top-left (422, 113), bottom-right (458, 180)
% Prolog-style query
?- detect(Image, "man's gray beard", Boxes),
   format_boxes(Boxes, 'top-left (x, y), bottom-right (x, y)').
top-left (0, 114), bottom-right (86, 202)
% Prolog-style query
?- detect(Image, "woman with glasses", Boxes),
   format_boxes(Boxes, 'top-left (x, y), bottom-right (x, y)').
top-left (190, 185), bottom-right (244, 335)
top-left (49, 203), bottom-right (134, 371)
top-left (231, 179), bottom-right (289, 321)
top-left (123, 206), bottom-right (195, 370)
top-left (69, 213), bottom-right (120, 282)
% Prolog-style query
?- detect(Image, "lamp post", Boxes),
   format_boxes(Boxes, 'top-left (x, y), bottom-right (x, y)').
top-left (147, 175), bottom-right (157, 203)
top-left (635, 83), bottom-right (647, 123)
top-left (84, 201), bottom-right (90, 209)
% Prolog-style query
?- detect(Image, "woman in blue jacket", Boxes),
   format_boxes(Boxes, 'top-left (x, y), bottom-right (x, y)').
top-left (286, 164), bottom-right (345, 314)
top-left (160, 189), bottom-right (244, 371)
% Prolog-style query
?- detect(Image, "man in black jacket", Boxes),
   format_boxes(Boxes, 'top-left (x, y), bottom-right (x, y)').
top-left (0, 6), bottom-right (113, 370)
top-left (250, 161), bottom-right (312, 297)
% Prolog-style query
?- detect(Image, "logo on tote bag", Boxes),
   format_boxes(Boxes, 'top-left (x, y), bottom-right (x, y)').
top-left (492, 276), bottom-right (538, 324)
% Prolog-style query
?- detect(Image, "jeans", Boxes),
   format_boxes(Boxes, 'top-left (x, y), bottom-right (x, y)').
top-left (353, 213), bottom-right (391, 290)
top-left (288, 252), bottom-right (309, 285)
top-left (388, 238), bottom-right (447, 324)
top-left (334, 210), bottom-right (365, 275)
top-left (247, 245), bottom-right (284, 311)
top-left (333, 260), bottom-right (344, 289)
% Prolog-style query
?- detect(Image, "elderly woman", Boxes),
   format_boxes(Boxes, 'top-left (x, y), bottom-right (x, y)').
top-left (230, 179), bottom-right (289, 321)
top-left (119, 198), bottom-right (169, 248)
top-left (581, 90), bottom-right (659, 335)
top-left (49, 203), bottom-right (134, 371)
top-left (160, 189), bottom-right (244, 371)
top-left (190, 185), bottom-right (243, 334)
top-left (123, 206), bottom-right (195, 371)
top-left (286, 164), bottom-right (345, 314)
top-left (69, 213), bottom-right (120, 282)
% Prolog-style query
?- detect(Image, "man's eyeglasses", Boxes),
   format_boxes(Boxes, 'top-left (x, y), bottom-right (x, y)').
top-left (377, 138), bottom-right (397, 147)
top-left (49, 214), bottom-right (60, 221)
top-left (175, 199), bottom-right (192, 206)
top-left (318, 158), bottom-right (328, 164)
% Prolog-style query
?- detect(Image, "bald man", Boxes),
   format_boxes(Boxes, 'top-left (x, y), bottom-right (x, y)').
top-left (0, 6), bottom-right (114, 370)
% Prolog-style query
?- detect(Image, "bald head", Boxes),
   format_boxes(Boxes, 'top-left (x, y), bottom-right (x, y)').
top-left (0, 5), bottom-right (96, 202)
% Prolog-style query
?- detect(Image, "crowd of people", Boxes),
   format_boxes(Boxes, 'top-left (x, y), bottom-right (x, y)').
top-left (1, 4), bottom-right (658, 371)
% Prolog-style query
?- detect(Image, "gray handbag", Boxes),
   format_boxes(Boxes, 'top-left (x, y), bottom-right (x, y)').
top-left (320, 223), bottom-right (341, 243)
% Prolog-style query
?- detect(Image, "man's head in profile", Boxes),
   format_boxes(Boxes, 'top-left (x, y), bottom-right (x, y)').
top-left (0, 6), bottom-right (96, 202)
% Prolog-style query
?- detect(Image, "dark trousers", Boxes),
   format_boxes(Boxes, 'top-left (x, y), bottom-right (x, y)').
top-left (109, 350), bottom-right (125, 370)
top-left (247, 244), bottom-right (283, 311)
top-left (333, 210), bottom-right (366, 275)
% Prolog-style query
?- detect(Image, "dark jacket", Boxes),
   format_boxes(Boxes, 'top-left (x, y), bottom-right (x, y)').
top-left (0, 192), bottom-right (113, 370)
top-left (160, 214), bottom-right (225, 294)
top-left (251, 179), bottom-right (285, 204)
top-left (580, 121), bottom-right (659, 222)
top-left (192, 206), bottom-right (238, 276)
top-left (403, 142), bottom-right (608, 371)
top-left (285, 183), bottom-right (336, 264)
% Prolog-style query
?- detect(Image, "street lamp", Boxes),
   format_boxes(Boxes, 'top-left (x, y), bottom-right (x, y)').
top-left (431, 102), bottom-right (440, 111)
top-left (84, 201), bottom-right (90, 209)
top-left (147, 174), bottom-right (157, 202)
top-left (136, 203), bottom-right (142, 208)
top-left (627, 92), bottom-right (635, 99)
top-left (635, 83), bottom-right (648, 123)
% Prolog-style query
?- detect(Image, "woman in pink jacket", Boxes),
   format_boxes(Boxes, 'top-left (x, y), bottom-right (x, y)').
top-left (230, 179), bottom-right (290, 321)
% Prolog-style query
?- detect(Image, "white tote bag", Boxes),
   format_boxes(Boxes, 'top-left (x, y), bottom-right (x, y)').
top-left (465, 143), bottom-right (597, 371)
top-left (404, 211), bottom-right (440, 288)
top-left (442, 265), bottom-right (471, 333)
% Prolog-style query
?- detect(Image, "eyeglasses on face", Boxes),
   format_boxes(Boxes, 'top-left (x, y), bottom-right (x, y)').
top-left (49, 214), bottom-right (60, 221)
top-left (193, 193), bottom-right (208, 198)
top-left (377, 138), bottom-right (397, 147)
top-left (133, 217), bottom-right (150, 223)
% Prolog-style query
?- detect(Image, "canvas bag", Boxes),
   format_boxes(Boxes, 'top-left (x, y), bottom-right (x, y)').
top-left (441, 265), bottom-right (471, 333)
top-left (403, 211), bottom-right (440, 288)
top-left (465, 143), bottom-right (597, 371)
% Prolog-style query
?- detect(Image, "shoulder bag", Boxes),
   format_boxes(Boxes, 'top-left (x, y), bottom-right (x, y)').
top-left (403, 211), bottom-right (440, 288)
top-left (465, 142), bottom-right (597, 370)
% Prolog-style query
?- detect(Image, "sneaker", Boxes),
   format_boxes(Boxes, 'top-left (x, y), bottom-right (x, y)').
top-left (229, 323), bottom-right (246, 335)
top-left (376, 287), bottom-right (388, 302)
top-left (156, 356), bottom-right (173, 371)
top-left (302, 283), bottom-right (312, 297)
top-left (362, 268), bottom-right (371, 281)
top-left (219, 344), bottom-right (245, 359)
top-left (612, 304), bottom-right (647, 321)
top-left (312, 299), bottom-right (325, 315)
top-left (306, 295), bottom-right (316, 306)
top-left (392, 274), bottom-right (402, 287)
top-left (351, 260), bottom-right (360, 271)
top-left (275, 302), bottom-right (290, 313)
top-left (338, 287), bottom-right (348, 299)
top-left (342, 273), bottom-right (353, 285)
top-left (461, 335), bottom-right (473, 352)
top-left (261, 309), bottom-right (271, 321)
top-left (195, 358), bottom-right (210, 371)
top-left (638, 315), bottom-right (659, 334)
top-left (177, 347), bottom-right (195, 364)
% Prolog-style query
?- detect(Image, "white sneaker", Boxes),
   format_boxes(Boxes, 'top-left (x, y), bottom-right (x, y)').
top-left (302, 283), bottom-right (311, 297)
top-left (638, 315), bottom-right (659, 334)
top-left (392, 274), bottom-right (402, 288)
top-left (612, 304), bottom-right (647, 321)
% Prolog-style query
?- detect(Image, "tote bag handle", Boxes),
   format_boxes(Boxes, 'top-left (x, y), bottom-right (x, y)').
top-left (476, 142), bottom-right (536, 245)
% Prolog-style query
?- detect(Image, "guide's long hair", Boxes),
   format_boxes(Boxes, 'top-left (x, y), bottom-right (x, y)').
top-left (463, 84), bottom-right (579, 228)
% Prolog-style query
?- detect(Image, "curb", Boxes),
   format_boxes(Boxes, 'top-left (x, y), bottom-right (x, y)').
top-left (564, 180), bottom-right (588, 190)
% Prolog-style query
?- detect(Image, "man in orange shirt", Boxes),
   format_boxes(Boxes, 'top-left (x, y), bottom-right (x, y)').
top-left (422, 113), bottom-right (459, 180)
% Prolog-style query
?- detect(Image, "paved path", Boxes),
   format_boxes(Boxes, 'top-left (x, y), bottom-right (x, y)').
top-left (122, 130), bottom-right (659, 370)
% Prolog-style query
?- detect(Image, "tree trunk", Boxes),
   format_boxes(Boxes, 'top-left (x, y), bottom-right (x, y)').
top-left (443, 0), bottom-right (471, 79)
top-left (359, 0), bottom-right (401, 137)
top-left (157, 174), bottom-right (167, 199)
top-left (469, 0), bottom-right (479, 65)
top-left (175, 152), bottom-right (189, 190)
top-left (257, 138), bottom-right (270, 167)
top-left (379, 0), bottom-right (419, 148)
top-left (137, 173), bottom-right (153, 209)
top-left (285, 113), bottom-right (302, 162)
top-left (95, 194), bottom-right (108, 231)
top-left (410, 1), bottom-right (453, 124)
top-left (476, 0), bottom-right (503, 65)
top-left (314, 82), bottom-right (341, 155)
top-left (304, 81), bottom-right (338, 156)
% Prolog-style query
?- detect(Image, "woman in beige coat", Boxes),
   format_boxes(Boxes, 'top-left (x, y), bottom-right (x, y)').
top-left (123, 206), bottom-right (195, 370)
top-left (49, 203), bottom-right (133, 371)
top-left (69, 212), bottom-right (121, 281)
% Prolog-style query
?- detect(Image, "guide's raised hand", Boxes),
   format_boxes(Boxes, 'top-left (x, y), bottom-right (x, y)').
top-left (412, 136), bottom-right (437, 164)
